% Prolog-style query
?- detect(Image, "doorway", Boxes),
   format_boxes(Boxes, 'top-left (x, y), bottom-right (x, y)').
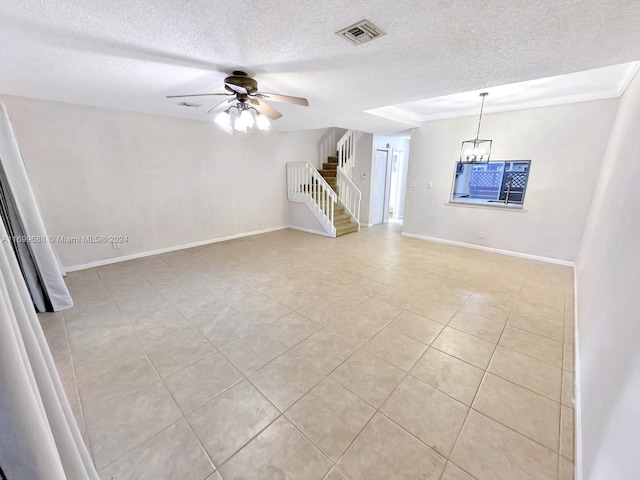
top-left (388, 150), bottom-right (406, 221)
top-left (370, 147), bottom-right (407, 226)
top-left (370, 149), bottom-right (391, 225)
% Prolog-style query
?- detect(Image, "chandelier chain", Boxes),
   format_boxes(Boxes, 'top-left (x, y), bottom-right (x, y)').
top-left (476, 92), bottom-right (488, 140)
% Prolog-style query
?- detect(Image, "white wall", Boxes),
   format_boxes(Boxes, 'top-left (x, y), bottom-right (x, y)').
top-left (575, 72), bottom-right (640, 480)
top-left (352, 132), bottom-right (374, 225)
top-left (1, 95), bottom-right (330, 269)
top-left (403, 99), bottom-right (618, 262)
top-left (288, 203), bottom-right (327, 236)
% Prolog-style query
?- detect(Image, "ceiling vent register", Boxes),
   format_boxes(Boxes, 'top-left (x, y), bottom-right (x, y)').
top-left (336, 20), bottom-right (385, 45)
top-left (177, 101), bottom-right (201, 108)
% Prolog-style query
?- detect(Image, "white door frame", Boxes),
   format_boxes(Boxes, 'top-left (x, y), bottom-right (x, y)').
top-left (372, 148), bottom-right (391, 225)
top-left (382, 149), bottom-right (392, 223)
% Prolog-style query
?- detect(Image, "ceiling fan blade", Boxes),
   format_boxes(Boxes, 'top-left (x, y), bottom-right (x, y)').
top-left (207, 99), bottom-right (235, 114)
top-left (166, 93), bottom-right (234, 98)
top-left (255, 92), bottom-right (308, 106)
top-left (250, 99), bottom-right (282, 119)
top-left (225, 83), bottom-right (248, 95)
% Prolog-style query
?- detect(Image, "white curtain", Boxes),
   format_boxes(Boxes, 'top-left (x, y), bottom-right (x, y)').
top-left (0, 104), bottom-right (72, 311)
top-left (0, 215), bottom-right (98, 479)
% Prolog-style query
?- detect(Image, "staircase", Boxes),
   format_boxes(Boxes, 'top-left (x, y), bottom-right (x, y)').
top-left (318, 155), bottom-right (358, 237)
top-left (287, 130), bottom-right (361, 238)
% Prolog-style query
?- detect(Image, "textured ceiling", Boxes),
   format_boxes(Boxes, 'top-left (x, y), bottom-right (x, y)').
top-left (1, 0), bottom-right (639, 133)
top-left (368, 62), bottom-right (640, 124)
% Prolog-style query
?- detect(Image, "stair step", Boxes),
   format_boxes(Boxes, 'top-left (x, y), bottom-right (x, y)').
top-left (334, 213), bottom-right (351, 222)
top-left (327, 156), bottom-right (338, 164)
top-left (318, 170), bottom-right (337, 177)
top-left (334, 218), bottom-right (353, 226)
top-left (322, 162), bottom-right (337, 170)
top-left (335, 223), bottom-right (358, 237)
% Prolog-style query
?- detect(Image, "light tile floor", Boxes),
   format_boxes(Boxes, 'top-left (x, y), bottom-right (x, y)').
top-left (39, 223), bottom-right (575, 480)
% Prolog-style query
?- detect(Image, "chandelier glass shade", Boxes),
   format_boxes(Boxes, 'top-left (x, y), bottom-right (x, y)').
top-left (460, 92), bottom-right (492, 164)
top-left (214, 102), bottom-right (271, 134)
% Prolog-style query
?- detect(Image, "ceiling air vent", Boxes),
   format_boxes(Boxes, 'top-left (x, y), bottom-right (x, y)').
top-left (177, 101), bottom-right (201, 108)
top-left (336, 19), bottom-right (385, 46)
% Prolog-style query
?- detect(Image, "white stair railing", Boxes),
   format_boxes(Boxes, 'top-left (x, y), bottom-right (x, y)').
top-left (287, 161), bottom-right (336, 237)
top-left (317, 128), bottom-right (339, 167)
top-left (336, 167), bottom-right (361, 231)
top-left (337, 130), bottom-right (356, 172)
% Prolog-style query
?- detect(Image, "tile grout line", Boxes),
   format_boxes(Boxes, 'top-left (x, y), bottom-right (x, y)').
top-left (288, 257), bottom-right (566, 475)
top-left (148, 255), bottom-right (351, 476)
top-left (132, 259), bottom-right (307, 475)
top-left (66, 234), bottom-right (357, 474)
top-left (255, 249), bottom-right (562, 467)
top-left (59, 228), bottom-right (574, 479)
top-left (60, 308), bottom-right (96, 466)
top-left (97, 265), bottom-right (220, 476)
top-left (437, 293), bottom-right (514, 480)
top-left (328, 308), bottom-right (451, 475)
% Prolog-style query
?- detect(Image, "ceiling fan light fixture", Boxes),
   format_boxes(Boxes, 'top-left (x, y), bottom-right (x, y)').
top-left (169, 72), bottom-right (308, 133)
top-left (214, 111), bottom-right (233, 133)
top-left (256, 113), bottom-right (270, 131)
top-left (215, 102), bottom-right (272, 134)
top-left (233, 114), bottom-right (248, 132)
top-left (240, 108), bottom-right (254, 129)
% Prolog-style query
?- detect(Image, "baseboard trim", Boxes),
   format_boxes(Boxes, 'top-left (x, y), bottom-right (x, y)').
top-left (65, 226), bottom-right (289, 272)
top-left (287, 225), bottom-right (332, 237)
top-left (401, 232), bottom-right (575, 266)
top-left (574, 271), bottom-right (583, 480)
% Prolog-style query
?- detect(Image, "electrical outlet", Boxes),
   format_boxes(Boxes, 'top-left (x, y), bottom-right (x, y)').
top-left (478, 231), bottom-right (485, 239)
top-left (408, 181), bottom-right (416, 188)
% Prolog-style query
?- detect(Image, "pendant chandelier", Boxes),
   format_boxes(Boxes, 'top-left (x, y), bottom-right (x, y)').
top-left (460, 92), bottom-right (492, 163)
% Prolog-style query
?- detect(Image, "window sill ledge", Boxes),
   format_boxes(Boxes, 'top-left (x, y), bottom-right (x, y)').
top-left (445, 201), bottom-right (528, 213)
